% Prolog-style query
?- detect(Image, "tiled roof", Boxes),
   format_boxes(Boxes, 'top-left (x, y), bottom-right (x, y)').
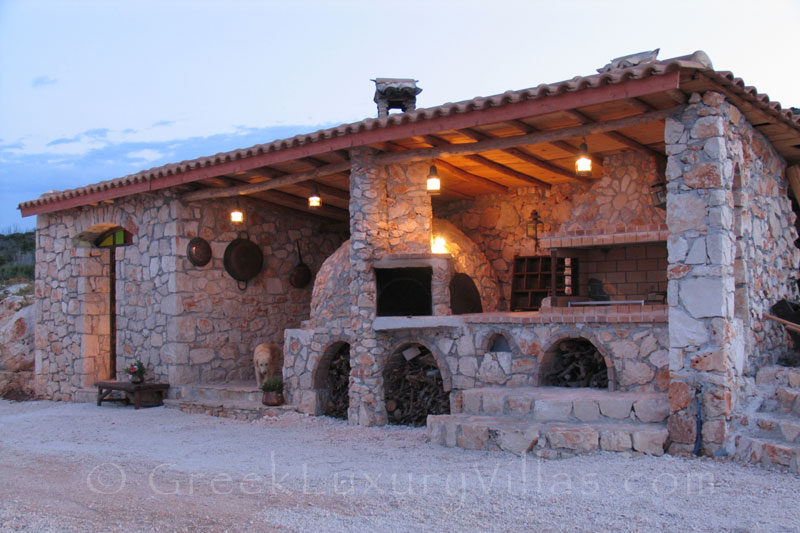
top-left (18, 51), bottom-right (800, 213)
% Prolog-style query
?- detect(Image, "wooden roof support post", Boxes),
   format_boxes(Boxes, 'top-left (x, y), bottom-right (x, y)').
top-left (787, 165), bottom-right (800, 204)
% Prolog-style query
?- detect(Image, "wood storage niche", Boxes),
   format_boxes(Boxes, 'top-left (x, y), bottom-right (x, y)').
top-left (383, 344), bottom-right (449, 426)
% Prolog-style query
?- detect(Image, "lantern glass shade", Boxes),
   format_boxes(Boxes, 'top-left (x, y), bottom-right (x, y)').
top-left (230, 209), bottom-right (244, 224)
top-left (426, 165), bottom-right (441, 194)
top-left (650, 182), bottom-right (667, 208)
top-left (575, 142), bottom-right (592, 177)
top-left (308, 183), bottom-right (321, 208)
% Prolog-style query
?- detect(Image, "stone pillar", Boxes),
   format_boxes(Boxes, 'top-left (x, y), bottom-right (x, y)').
top-left (346, 148), bottom-right (434, 425)
top-left (665, 92), bottom-right (737, 455)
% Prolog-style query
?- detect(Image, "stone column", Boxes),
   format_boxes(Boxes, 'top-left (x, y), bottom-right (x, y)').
top-left (346, 148), bottom-right (434, 425)
top-left (665, 92), bottom-right (737, 455)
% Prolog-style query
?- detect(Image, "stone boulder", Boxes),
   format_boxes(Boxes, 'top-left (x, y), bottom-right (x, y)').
top-left (0, 283), bottom-right (35, 399)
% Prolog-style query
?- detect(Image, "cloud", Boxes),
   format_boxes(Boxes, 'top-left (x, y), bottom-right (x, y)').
top-left (152, 120), bottom-right (175, 127)
top-left (32, 75), bottom-right (58, 87)
top-left (82, 128), bottom-right (110, 139)
top-left (126, 149), bottom-right (165, 163)
top-left (46, 136), bottom-right (81, 146)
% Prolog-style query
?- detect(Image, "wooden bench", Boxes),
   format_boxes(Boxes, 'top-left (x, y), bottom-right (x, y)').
top-left (95, 380), bottom-right (170, 409)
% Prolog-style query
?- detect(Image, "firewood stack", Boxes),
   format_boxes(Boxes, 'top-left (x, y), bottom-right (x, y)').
top-left (547, 339), bottom-right (609, 388)
top-left (324, 345), bottom-right (351, 419)
top-left (383, 347), bottom-right (450, 426)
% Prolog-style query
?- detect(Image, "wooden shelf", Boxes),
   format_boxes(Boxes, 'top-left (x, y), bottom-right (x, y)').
top-left (511, 253), bottom-right (579, 311)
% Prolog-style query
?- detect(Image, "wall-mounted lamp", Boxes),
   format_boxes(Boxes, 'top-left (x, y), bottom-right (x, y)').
top-left (650, 181), bottom-right (667, 209)
top-left (426, 165), bottom-right (441, 195)
top-left (575, 140), bottom-right (592, 177)
top-left (308, 182), bottom-right (321, 208)
top-left (431, 236), bottom-right (447, 254)
top-left (230, 208), bottom-right (244, 225)
top-left (526, 210), bottom-right (545, 251)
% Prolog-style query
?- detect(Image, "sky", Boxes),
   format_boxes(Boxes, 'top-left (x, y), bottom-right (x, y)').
top-left (1, 0), bottom-right (799, 232)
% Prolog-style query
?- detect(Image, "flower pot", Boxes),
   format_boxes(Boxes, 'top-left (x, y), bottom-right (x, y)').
top-left (262, 391), bottom-right (284, 406)
top-left (129, 375), bottom-right (144, 384)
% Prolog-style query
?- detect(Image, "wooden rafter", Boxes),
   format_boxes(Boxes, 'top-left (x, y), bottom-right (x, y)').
top-left (564, 109), bottom-right (665, 162)
top-left (181, 161), bottom-right (350, 202)
top-left (374, 108), bottom-right (676, 166)
top-left (246, 196), bottom-right (345, 224)
top-left (434, 159), bottom-right (509, 194)
top-left (424, 135), bottom-right (551, 189)
top-left (253, 189), bottom-right (349, 221)
top-left (458, 127), bottom-right (592, 184)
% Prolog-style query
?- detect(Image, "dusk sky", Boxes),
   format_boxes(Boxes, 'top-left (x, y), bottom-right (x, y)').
top-left (2, 0), bottom-right (798, 232)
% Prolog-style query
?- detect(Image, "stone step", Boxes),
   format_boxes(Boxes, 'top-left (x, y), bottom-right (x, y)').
top-left (734, 434), bottom-right (799, 472)
top-left (163, 398), bottom-right (297, 422)
top-left (453, 387), bottom-right (669, 424)
top-left (740, 412), bottom-right (800, 445)
top-left (757, 385), bottom-right (800, 415)
top-left (755, 365), bottom-right (800, 387)
top-left (173, 381), bottom-right (263, 403)
top-left (427, 413), bottom-right (668, 457)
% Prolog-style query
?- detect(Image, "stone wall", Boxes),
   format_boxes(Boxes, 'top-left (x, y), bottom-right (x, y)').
top-left (285, 307), bottom-right (669, 415)
top-left (440, 152), bottom-right (667, 308)
top-left (664, 91), bottom-right (800, 455)
top-left (34, 192), bottom-right (346, 400)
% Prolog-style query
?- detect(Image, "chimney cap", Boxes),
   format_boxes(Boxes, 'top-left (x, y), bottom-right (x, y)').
top-left (372, 78), bottom-right (422, 117)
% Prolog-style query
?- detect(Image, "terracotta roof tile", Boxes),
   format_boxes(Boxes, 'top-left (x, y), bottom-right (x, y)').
top-left (18, 51), bottom-right (800, 213)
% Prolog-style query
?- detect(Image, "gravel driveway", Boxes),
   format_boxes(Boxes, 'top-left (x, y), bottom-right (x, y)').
top-left (0, 399), bottom-right (798, 532)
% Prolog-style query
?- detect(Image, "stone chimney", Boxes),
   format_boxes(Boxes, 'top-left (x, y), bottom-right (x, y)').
top-left (372, 78), bottom-right (422, 117)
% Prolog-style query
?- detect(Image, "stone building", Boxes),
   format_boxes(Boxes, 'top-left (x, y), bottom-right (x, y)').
top-left (19, 51), bottom-right (800, 466)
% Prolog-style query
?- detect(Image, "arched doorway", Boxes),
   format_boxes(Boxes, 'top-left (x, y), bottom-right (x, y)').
top-left (383, 343), bottom-right (449, 426)
top-left (74, 224), bottom-right (133, 381)
top-left (314, 342), bottom-right (350, 419)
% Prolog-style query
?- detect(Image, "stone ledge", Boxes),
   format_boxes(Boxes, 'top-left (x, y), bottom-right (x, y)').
top-left (164, 399), bottom-right (299, 422)
top-left (460, 307), bottom-right (668, 325)
top-left (373, 316), bottom-right (465, 331)
top-left (427, 413), bottom-right (668, 456)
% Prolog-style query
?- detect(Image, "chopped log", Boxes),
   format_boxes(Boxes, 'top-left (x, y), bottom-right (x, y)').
top-left (383, 348), bottom-right (450, 426)
top-left (547, 339), bottom-right (608, 388)
top-left (323, 344), bottom-right (350, 419)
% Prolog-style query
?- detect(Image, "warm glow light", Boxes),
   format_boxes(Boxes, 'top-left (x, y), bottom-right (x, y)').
top-left (431, 236), bottom-right (447, 254)
top-left (308, 183), bottom-right (322, 208)
top-left (575, 142), bottom-right (592, 177)
top-left (230, 209), bottom-right (244, 224)
top-left (426, 165), bottom-right (441, 194)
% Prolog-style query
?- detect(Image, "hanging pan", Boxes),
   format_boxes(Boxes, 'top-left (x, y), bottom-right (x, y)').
top-left (289, 242), bottom-right (312, 289)
top-left (224, 232), bottom-right (263, 290)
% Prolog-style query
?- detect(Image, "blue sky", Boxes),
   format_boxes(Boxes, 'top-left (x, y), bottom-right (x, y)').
top-left (2, 0), bottom-right (799, 232)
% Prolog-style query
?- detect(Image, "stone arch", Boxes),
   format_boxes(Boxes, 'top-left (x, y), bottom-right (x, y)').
top-left (539, 334), bottom-right (614, 390)
top-left (383, 339), bottom-right (451, 426)
top-left (478, 328), bottom-right (520, 356)
top-left (385, 337), bottom-right (452, 392)
top-left (311, 340), bottom-right (351, 419)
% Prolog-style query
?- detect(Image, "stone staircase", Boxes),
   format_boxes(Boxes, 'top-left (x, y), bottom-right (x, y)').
top-left (164, 381), bottom-right (297, 421)
top-left (428, 387), bottom-right (669, 457)
top-left (734, 366), bottom-right (800, 471)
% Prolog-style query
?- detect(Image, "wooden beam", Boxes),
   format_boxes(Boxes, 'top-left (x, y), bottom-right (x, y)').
top-left (253, 190), bottom-right (349, 221)
top-left (374, 107), bottom-right (677, 166)
top-left (565, 109), bottom-right (665, 161)
top-left (246, 196), bottom-right (346, 225)
top-left (424, 134), bottom-right (550, 188)
top-left (434, 159), bottom-right (509, 193)
top-left (181, 161), bottom-right (351, 202)
top-left (504, 119), bottom-right (605, 173)
top-left (459, 128), bottom-right (591, 183)
top-left (666, 89), bottom-right (688, 104)
top-left (787, 165), bottom-right (800, 205)
top-left (295, 180), bottom-right (350, 201)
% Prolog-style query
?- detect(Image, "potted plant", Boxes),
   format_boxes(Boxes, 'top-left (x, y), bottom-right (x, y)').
top-left (125, 360), bottom-right (146, 384)
top-left (260, 376), bottom-right (284, 406)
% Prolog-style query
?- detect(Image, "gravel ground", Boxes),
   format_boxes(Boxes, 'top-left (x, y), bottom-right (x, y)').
top-left (0, 400), bottom-right (798, 532)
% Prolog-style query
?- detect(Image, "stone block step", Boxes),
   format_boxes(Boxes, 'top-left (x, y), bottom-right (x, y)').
top-left (427, 413), bottom-right (668, 457)
top-left (755, 365), bottom-right (800, 388)
top-left (173, 381), bottom-right (263, 404)
top-left (734, 434), bottom-right (799, 472)
top-left (164, 398), bottom-right (297, 422)
top-left (757, 385), bottom-right (800, 415)
top-left (741, 412), bottom-right (800, 445)
top-left (453, 387), bottom-right (668, 424)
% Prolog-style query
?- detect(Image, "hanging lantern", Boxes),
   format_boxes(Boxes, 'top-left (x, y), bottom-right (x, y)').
top-left (308, 182), bottom-right (321, 208)
top-left (575, 141), bottom-right (592, 177)
top-left (650, 181), bottom-right (667, 209)
top-left (426, 165), bottom-right (441, 195)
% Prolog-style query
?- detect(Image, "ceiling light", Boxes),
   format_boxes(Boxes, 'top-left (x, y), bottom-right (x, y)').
top-left (427, 165), bottom-right (441, 195)
top-left (308, 182), bottom-right (321, 208)
top-left (575, 141), bottom-right (592, 177)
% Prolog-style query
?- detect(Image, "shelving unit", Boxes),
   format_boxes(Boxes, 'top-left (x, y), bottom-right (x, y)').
top-left (511, 253), bottom-right (578, 311)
